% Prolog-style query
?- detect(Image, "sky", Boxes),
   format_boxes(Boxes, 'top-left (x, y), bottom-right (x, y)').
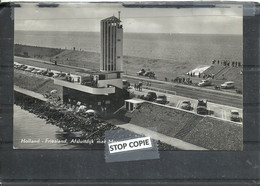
top-left (15, 3), bottom-right (243, 35)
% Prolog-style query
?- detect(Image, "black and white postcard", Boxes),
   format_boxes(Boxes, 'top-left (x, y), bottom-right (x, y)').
top-left (13, 2), bottom-right (243, 151)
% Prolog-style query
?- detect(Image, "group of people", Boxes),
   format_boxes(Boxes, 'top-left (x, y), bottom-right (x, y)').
top-left (174, 76), bottom-right (193, 85)
top-left (187, 72), bottom-right (196, 77)
top-left (212, 59), bottom-right (242, 67)
top-left (134, 81), bottom-right (143, 91)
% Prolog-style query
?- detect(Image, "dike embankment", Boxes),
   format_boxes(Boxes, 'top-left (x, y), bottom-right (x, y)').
top-left (115, 102), bottom-right (243, 150)
top-left (15, 44), bottom-right (199, 80)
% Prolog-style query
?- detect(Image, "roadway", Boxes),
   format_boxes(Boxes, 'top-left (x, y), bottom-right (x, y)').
top-left (124, 75), bottom-right (242, 108)
top-left (14, 56), bottom-right (242, 108)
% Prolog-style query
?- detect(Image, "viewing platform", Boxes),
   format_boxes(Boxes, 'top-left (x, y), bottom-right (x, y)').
top-left (54, 78), bottom-right (116, 95)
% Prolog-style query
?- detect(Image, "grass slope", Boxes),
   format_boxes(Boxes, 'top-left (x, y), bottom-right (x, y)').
top-left (14, 70), bottom-right (62, 97)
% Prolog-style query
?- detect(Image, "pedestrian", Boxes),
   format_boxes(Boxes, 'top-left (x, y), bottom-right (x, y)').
top-left (134, 83), bottom-right (137, 90)
top-left (139, 81), bottom-right (143, 91)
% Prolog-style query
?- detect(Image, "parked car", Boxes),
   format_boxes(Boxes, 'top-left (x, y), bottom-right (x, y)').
top-left (197, 99), bottom-right (208, 115)
top-left (230, 110), bottom-right (240, 122)
top-left (24, 67), bottom-right (35, 72)
top-left (36, 69), bottom-right (45, 75)
top-left (221, 81), bottom-right (235, 89)
top-left (31, 69), bottom-right (39, 74)
top-left (180, 100), bottom-right (192, 110)
top-left (52, 73), bottom-right (60, 78)
top-left (16, 64), bottom-right (24, 69)
top-left (143, 92), bottom-right (157, 101)
top-left (20, 65), bottom-right (28, 70)
top-left (144, 71), bottom-right (156, 78)
top-left (137, 69), bottom-right (145, 76)
top-left (198, 78), bottom-right (212, 87)
top-left (59, 72), bottom-right (67, 77)
top-left (46, 72), bottom-right (54, 77)
top-left (155, 95), bottom-right (168, 104)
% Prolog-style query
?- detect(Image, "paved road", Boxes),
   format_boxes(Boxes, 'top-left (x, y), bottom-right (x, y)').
top-left (14, 56), bottom-right (242, 108)
top-left (124, 75), bottom-right (242, 108)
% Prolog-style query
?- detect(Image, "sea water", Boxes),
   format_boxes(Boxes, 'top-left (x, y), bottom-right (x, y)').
top-left (13, 105), bottom-right (97, 149)
top-left (14, 31), bottom-right (243, 65)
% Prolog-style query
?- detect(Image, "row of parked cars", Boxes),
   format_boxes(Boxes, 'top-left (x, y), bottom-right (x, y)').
top-left (14, 63), bottom-right (67, 78)
top-left (139, 91), bottom-right (169, 105)
top-left (137, 90), bottom-right (241, 122)
top-left (140, 91), bottom-right (195, 112)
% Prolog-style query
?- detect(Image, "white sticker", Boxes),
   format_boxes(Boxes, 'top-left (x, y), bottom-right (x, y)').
top-left (108, 137), bottom-right (152, 154)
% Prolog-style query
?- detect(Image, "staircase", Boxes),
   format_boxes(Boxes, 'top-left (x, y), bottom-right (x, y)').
top-left (203, 65), bottom-right (225, 76)
top-left (215, 67), bottom-right (231, 79)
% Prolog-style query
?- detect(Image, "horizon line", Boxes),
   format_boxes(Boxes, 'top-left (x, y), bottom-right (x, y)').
top-left (14, 30), bottom-right (242, 35)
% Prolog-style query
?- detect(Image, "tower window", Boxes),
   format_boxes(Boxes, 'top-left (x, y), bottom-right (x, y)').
top-left (117, 39), bottom-right (121, 42)
top-left (117, 56), bottom-right (121, 59)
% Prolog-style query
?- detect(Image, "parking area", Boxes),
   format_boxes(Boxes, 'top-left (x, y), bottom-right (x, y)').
top-left (130, 86), bottom-right (243, 124)
top-left (14, 61), bottom-right (74, 79)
